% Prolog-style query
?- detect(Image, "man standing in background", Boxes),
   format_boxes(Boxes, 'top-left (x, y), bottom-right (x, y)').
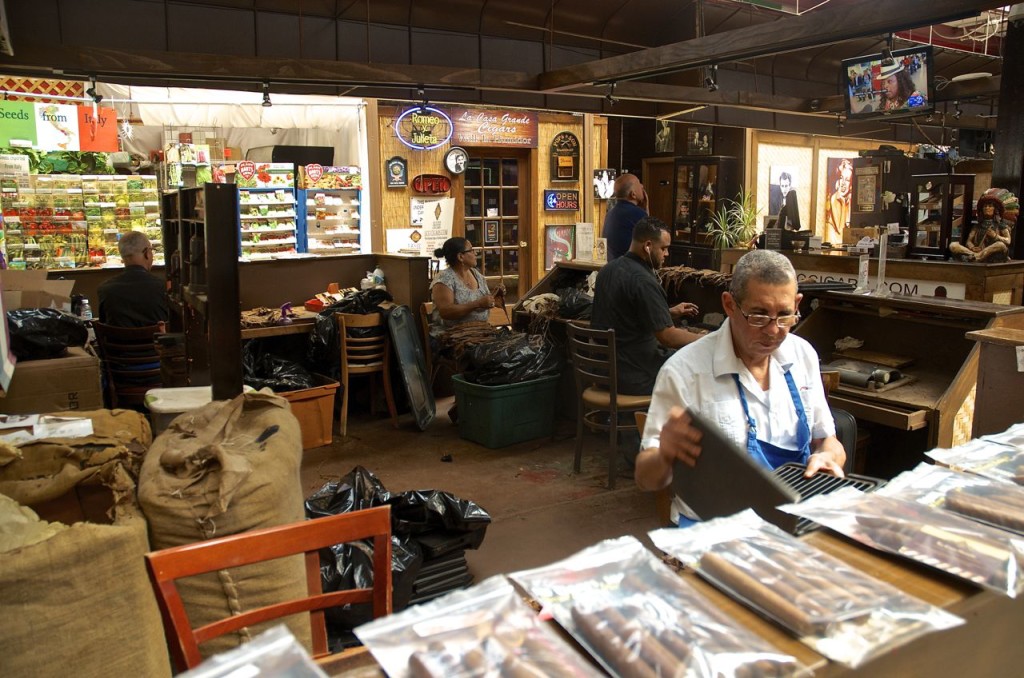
top-left (602, 173), bottom-right (648, 260)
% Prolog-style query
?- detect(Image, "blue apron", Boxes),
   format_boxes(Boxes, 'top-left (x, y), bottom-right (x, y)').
top-left (677, 371), bottom-right (813, 527)
top-left (733, 371), bottom-right (811, 470)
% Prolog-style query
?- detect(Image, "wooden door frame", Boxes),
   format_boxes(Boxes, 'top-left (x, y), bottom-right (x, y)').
top-left (642, 156), bottom-right (676, 226)
top-left (461, 148), bottom-right (532, 297)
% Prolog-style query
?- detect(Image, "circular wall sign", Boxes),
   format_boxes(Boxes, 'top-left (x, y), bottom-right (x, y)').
top-left (444, 146), bottom-right (468, 175)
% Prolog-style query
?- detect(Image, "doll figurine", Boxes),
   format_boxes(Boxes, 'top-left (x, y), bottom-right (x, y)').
top-left (950, 195), bottom-right (1012, 263)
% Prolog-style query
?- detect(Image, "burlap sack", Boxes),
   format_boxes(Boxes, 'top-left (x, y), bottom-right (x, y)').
top-left (138, 391), bottom-right (312, 660)
top-left (0, 408), bottom-right (152, 523)
top-left (0, 465), bottom-right (171, 678)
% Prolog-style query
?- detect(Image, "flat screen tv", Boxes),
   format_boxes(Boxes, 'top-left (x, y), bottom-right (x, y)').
top-left (842, 45), bottom-right (934, 120)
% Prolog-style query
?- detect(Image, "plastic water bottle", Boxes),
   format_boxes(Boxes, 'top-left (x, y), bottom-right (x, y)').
top-left (372, 267), bottom-right (385, 287)
top-left (80, 298), bottom-right (93, 321)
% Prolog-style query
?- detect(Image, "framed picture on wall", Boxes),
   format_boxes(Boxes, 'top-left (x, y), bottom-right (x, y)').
top-left (484, 220), bottom-right (499, 244)
top-left (688, 127), bottom-right (712, 155)
top-left (544, 224), bottom-right (575, 270)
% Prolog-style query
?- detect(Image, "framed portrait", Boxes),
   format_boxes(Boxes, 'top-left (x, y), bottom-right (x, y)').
top-left (687, 127), bottom-right (712, 155)
top-left (655, 121), bottom-right (674, 153)
top-left (484, 220), bottom-right (499, 245)
top-left (593, 168), bottom-right (617, 200)
top-left (544, 224), bottom-right (575, 270)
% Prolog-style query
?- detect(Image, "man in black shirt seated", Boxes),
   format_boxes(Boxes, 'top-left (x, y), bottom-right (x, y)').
top-left (97, 231), bottom-right (170, 328)
top-left (591, 217), bottom-right (702, 396)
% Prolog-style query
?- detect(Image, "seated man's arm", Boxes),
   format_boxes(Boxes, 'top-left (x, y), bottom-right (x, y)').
top-left (635, 406), bottom-right (703, 491)
top-left (654, 325), bottom-right (702, 349)
top-left (806, 436), bottom-right (846, 478)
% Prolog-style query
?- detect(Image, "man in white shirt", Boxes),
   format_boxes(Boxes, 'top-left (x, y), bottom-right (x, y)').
top-left (635, 250), bottom-right (846, 523)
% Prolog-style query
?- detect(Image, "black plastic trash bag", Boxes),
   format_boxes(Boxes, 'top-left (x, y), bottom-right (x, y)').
top-left (557, 287), bottom-right (593, 319)
top-left (242, 340), bottom-right (315, 392)
top-left (304, 465), bottom-right (491, 632)
top-left (6, 308), bottom-right (88, 360)
top-left (463, 333), bottom-right (564, 385)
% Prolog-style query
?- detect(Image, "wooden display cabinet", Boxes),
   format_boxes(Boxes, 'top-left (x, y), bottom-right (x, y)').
top-left (795, 291), bottom-right (1024, 475)
top-left (908, 174), bottom-right (973, 260)
top-left (669, 155), bottom-right (738, 269)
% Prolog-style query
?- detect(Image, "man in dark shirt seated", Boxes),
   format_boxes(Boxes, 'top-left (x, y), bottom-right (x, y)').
top-left (591, 217), bottom-right (702, 396)
top-left (97, 231), bottom-right (170, 328)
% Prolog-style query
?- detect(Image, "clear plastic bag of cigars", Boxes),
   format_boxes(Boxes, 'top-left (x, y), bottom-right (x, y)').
top-left (780, 487), bottom-right (1024, 597)
top-left (927, 422), bottom-right (1024, 486)
top-left (880, 462), bottom-right (1024, 535)
top-left (354, 575), bottom-right (602, 678)
top-left (649, 509), bottom-right (963, 668)
top-left (510, 536), bottom-right (808, 678)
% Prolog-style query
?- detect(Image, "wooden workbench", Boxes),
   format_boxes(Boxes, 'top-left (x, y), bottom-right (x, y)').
top-left (322, 529), bottom-right (1024, 677)
top-left (795, 293), bottom-right (1024, 475)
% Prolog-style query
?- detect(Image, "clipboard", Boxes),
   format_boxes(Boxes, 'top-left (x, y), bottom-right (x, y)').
top-left (671, 409), bottom-right (801, 532)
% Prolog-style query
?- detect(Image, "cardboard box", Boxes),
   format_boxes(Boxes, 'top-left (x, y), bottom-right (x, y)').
top-left (0, 346), bottom-right (102, 414)
top-left (0, 270), bottom-right (74, 313)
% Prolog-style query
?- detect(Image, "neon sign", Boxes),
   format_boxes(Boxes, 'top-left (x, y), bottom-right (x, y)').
top-left (394, 106), bottom-right (453, 151)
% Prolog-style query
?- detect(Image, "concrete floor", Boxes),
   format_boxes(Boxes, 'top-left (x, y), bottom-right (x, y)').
top-left (299, 395), bottom-right (662, 581)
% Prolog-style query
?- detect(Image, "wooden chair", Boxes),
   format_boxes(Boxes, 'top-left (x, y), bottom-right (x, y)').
top-left (565, 322), bottom-right (652, 489)
top-left (337, 312), bottom-right (398, 436)
top-left (145, 506), bottom-right (393, 673)
top-left (92, 322), bottom-right (163, 410)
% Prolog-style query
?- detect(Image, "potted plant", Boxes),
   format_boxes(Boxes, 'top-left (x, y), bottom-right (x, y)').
top-left (706, 188), bottom-right (760, 269)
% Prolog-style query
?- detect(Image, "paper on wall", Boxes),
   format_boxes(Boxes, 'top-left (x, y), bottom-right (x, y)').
top-left (575, 223), bottom-right (594, 262)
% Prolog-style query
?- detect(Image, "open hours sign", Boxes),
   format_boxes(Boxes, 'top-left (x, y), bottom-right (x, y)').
top-left (544, 189), bottom-right (580, 211)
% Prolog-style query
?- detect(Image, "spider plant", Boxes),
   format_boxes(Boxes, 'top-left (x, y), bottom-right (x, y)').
top-left (707, 188), bottom-right (760, 250)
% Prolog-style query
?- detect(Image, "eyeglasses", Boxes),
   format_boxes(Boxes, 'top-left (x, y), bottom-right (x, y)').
top-left (739, 309), bottom-right (800, 328)
top-left (461, 248), bottom-right (476, 254)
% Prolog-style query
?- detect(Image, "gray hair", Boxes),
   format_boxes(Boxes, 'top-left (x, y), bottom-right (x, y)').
top-left (118, 230), bottom-right (151, 259)
top-left (729, 250), bottom-right (796, 304)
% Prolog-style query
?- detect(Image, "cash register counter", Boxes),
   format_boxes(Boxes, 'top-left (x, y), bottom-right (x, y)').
top-left (720, 249), bottom-right (1024, 305)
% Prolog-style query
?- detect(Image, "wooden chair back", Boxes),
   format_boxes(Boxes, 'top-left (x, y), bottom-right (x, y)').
top-left (337, 312), bottom-right (388, 378)
top-left (336, 312), bottom-right (397, 435)
top-left (92, 321), bottom-right (163, 410)
top-left (565, 321), bottom-right (616, 395)
top-left (145, 506), bottom-right (393, 672)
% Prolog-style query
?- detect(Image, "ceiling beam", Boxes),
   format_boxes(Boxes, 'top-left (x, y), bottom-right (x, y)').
top-left (0, 43), bottom-right (996, 130)
top-left (537, 0), bottom-right (1008, 92)
top-left (0, 44), bottom-right (539, 92)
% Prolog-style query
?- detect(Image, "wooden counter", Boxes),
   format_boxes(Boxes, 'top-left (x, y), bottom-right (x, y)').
top-left (46, 253), bottom-right (431, 313)
top-left (719, 248), bottom-right (1024, 305)
top-left (322, 529), bottom-right (1024, 677)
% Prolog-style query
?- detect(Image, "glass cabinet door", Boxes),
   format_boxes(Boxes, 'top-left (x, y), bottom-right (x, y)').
top-left (673, 164), bottom-right (693, 239)
top-left (695, 163), bottom-right (720, 234)
top-left (913, 179), bottom-right (944, 250)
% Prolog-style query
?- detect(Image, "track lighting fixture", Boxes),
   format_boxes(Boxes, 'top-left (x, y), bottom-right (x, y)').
top-left (704, 64), bottom-right (719, 92)
top-left (606, 82), bottom-right (618, 106)
top-left (261, 81), bottom-right (272, 108)
top-left (86, 77), bottom-right (103, 104)
top-left (836, 114), bottom-right (845, 133)
top-left (952, 101), bottom-right (963, 120)
top-left (414, 86), bottom-right (432, 111)
top-left (880, 34), bottom-right (895, 66)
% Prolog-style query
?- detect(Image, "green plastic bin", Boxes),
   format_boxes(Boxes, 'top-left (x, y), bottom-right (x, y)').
top-left (451, 374), bottom-right (559, 448)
